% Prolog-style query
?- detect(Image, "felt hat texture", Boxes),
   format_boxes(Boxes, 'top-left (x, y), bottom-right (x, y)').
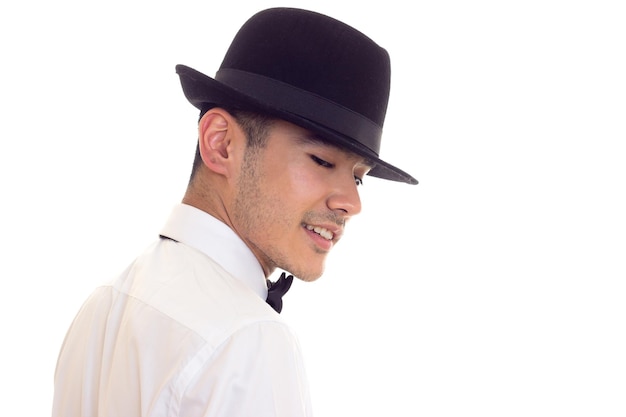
top-left (176, 7), bottom-right (417, 184)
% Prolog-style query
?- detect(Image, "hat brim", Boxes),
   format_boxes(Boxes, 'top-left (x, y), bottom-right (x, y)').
top-left (176, 65), bottom-right (418, 185)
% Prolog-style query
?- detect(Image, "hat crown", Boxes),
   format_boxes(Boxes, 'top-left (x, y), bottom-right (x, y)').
top-left (219, 8), bottom-right (391, 127)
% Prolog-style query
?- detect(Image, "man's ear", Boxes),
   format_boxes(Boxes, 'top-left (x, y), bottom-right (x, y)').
top-left (198, 108), bottom-right (238, 176)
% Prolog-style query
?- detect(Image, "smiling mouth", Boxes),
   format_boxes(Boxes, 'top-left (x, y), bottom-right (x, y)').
top-left (304, 224), bottom-right (334, 240)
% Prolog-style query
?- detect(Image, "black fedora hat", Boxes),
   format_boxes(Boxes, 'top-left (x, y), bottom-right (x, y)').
top-left (176, 7), bottom-right (418, 184)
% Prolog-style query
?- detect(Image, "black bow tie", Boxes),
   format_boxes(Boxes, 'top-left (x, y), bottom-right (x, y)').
top-left (266, 272), bottom-right (294, 313)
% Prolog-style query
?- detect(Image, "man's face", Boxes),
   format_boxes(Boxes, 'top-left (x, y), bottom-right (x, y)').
top-left (231, 120), bottom-right (371, 281)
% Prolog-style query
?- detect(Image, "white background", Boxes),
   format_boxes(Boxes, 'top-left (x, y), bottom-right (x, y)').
top-left (1, 1), bottom-right (625, 415)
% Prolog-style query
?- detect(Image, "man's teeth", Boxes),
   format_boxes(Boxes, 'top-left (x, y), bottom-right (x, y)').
top-left (306, 224), bottom-right (334, 240)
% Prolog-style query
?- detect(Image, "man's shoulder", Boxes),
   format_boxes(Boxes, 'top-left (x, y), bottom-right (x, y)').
top-left (111, 238), bottom-right (282, 345)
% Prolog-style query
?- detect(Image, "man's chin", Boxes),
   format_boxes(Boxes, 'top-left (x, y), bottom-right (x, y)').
top-left (291, 265), bottom-right (325, 283)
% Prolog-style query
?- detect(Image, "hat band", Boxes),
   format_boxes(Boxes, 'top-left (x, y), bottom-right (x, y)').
top-left (215, 69), bottom-right (382, 154)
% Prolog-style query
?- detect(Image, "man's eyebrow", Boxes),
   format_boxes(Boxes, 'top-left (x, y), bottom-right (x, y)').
top-left (293, 132), bottom-right (327, 146)
top-left (295, 133), bottom-right (377, 168)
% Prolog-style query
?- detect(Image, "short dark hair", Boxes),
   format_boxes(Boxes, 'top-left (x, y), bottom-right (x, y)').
top-left (188, 107), bottom-right (276, 184)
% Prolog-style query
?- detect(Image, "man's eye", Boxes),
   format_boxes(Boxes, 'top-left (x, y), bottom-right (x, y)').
top-left (311, 155), bottom-right (334, 168)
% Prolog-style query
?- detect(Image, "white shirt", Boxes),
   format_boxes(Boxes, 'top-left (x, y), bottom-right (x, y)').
top-left (52, 204), bottom-right (312, 417)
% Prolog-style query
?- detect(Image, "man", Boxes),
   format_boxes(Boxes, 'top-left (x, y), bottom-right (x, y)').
top-left (52, 7), bottom-right (417, 417)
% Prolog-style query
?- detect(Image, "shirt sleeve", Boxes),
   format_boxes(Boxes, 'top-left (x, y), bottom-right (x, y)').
top-left (175, 320), bottom-right (313, 417)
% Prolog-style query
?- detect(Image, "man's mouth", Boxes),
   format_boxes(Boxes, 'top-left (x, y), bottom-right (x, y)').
top-left (304, 224), bottom-right (334, 240)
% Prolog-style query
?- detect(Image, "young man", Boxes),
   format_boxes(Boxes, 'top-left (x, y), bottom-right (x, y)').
top-left (52, 7), bottom-right (417, 417)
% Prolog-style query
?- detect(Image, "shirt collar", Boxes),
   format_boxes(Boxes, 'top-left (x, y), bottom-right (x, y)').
top-left (159, 203), bottom-right (268, 300)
